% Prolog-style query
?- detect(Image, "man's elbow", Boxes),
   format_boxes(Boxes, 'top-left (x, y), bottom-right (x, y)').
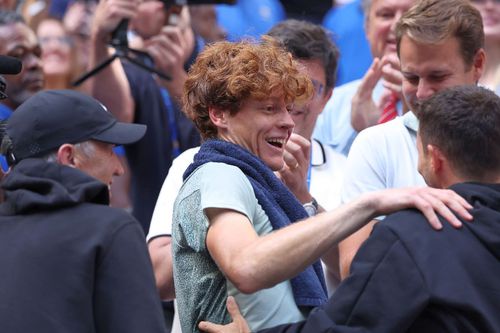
top-left (225, 261), bottom-right (265, 294)
top-left (148, 237), bottom-right (176, 299)
top-left (158, 281), bottom-right (175, 300)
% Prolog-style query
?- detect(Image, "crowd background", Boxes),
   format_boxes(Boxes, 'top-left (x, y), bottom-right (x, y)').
top-left (0, 0), bottom-right (499, 332)
top-left (0, 0), bottom-right (374, 227)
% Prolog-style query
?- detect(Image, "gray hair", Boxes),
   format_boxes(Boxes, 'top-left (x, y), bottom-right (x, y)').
top-left (43, 141), bottom-right (96, 163)
top-left (361, 0), bottom-right (372, 14)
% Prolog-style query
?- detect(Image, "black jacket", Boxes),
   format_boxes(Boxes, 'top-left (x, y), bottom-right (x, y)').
top-left (0, 159), bottom-right (167, 333)
top-left (260, 182), bottom-right (500, 333)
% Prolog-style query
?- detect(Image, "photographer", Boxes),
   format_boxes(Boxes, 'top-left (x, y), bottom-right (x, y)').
top-left (89, 0), bottom-right (201, 234)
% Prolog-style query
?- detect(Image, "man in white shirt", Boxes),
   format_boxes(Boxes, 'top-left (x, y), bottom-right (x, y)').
top-left (339, 0), bottom-right (486, 278)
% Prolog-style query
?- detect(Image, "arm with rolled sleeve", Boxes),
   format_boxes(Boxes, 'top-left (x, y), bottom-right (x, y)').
top-left (258, 223), bottom-right (430, 333)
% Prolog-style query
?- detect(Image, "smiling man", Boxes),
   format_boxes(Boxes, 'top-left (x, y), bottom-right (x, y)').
top-left (338, 0), bottom-right (485, 279)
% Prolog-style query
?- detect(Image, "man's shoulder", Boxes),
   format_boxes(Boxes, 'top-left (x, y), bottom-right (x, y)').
top-left (350, 116), bottom-right (415, 156)
top-left (357, 116), bottom-right (408, 140)
top-left (378, 209), bottom-right (451, 251)
top-left (70, 202), bottom-right (140, 232)
top-left (381, 209), bottom-right (429, 231)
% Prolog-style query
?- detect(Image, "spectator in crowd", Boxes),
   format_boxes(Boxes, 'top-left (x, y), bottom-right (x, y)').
top-left (0, 89), bottom-right (167, 333)
top-left (322, 0), bottom-right (372, 86)
top-left (189, 4), bottom-right (227, 44)
top-left (339, 0), bottom-right (485, 279)
top-left (0, 11), bottom-right (43, 118)
top-left (89, 0), bottom-right (200, 233)
top-left (171, 38), bottom-right (471, 333)
top-left (36, 17), bottom-right (86, 91)
top-left (314, 0), bottom-right (414, 156)
top-left (62, 0), bottom-right (96, 77)
top-left (471, 0), bottom-right (500, 94)
top-left (90, 0), bottom-right (202, 328)
top-left (267, 19), bottom-right (346, 292)
top-left (199, 85), bottom-right (500, 333)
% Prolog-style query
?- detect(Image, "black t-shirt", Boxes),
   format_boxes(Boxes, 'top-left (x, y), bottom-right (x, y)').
top-left (280, 0), bottom-right (333, 23)
top-left (123, 60), bottom-right (200, 234)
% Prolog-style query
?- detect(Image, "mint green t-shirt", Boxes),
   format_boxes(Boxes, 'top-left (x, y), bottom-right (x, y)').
top-left (172, 162), bottom-right (305, 333)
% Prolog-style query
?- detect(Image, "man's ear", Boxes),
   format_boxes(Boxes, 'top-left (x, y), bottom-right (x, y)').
top-left (473, 48), bottom-right (486, 82)
top-left (56, 144), bottom-right (77, 167)
top-left (427, 144), bottom-right (445, 175)
top-left (318, 87), bottom-right (333, 114)
top-left (324, 87), bottom-right (333, 102)
top-left (208, 106), bottom-right (229, 129)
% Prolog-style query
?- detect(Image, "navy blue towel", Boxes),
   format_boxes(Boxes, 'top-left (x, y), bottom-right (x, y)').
top-left (184, 139), bottom-right (327, 307)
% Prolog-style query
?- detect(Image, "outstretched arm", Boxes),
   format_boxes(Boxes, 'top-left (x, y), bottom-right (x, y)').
top-left (205, 186), bottom-right (471, 294)
top-left (202, 221), bottom-right (432, 333)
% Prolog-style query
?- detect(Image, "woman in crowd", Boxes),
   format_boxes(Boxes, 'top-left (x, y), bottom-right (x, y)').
top-left (171, 38), bottom-right (471, 333)
top-left (472, 0), bottom-right (500, 94)
top-left (36, 17), bottom-right (87, 92)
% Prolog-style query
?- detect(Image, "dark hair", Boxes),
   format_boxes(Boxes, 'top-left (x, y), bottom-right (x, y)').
top-left (267, 19), bottom-right (339, 89)
top-left (0, 11), bottom-right (25, 26)
top-left (396, 0), bottom-right (484, 68)
top-left (417, 85), bottom-right (500, 181)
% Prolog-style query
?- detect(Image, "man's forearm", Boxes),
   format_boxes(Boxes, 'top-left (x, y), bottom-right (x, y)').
top-left (212, 193), bottom-right (381, 293)
top-left (148, 237), bottom-right (176, 300)
top-left (88, 32), bottom-right (135, 123)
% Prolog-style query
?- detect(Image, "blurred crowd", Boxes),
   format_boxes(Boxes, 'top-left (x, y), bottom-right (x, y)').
top-left (1, 0), bottom-right (500, 332)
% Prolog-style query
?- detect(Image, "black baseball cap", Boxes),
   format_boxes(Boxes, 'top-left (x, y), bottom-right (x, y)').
top-left (6, 90), bottom-right (146, 163)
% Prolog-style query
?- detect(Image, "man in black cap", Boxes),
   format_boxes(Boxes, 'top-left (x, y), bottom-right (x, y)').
top-left (0, 90), bottom-right (167, 333)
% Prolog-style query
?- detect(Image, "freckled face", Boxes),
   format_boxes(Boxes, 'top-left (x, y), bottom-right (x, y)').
top-left (219, 96), bottom-right (295, 171)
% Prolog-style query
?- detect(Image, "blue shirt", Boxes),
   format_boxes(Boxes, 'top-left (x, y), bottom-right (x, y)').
top-left (216, 0), bottom-right (285, 41)
top-left (323, 0), bottom-right (372, 86)
top-left (313, 79), bottom-right (402, 156)
top-left (0, 103), bottom-right (13, 171)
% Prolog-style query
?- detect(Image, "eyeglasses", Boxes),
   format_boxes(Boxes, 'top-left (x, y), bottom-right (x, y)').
top-left (311, 79), bottom-right (325, 99)
top-left (39, 36), bottom-right (72, 47)
top-left (311, 139), bottom-right (326, 167)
